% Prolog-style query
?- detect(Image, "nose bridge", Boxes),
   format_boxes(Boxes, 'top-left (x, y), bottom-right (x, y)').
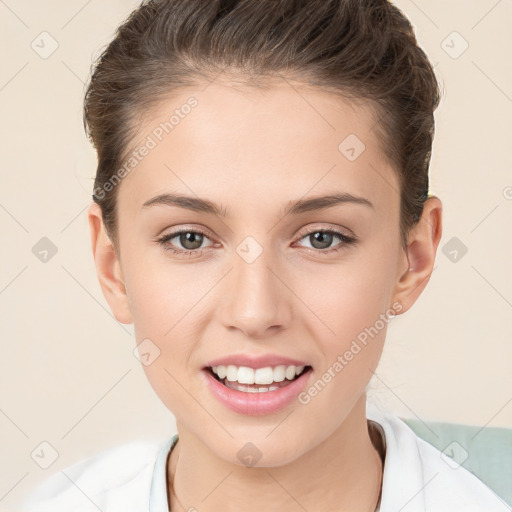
top-left (220, 234), bottom-right (291, 337)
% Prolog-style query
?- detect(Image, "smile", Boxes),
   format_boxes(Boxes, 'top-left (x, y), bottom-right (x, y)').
top-left (209, 364), bottom-right (309, 392)
top-left (203, 364), bottom-right (313, 415)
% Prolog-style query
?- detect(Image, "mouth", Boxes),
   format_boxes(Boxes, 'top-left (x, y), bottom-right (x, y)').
top-left (202, 362), bottom-right (314, 415)
top-left (205, 364), bottom-right (313, 393)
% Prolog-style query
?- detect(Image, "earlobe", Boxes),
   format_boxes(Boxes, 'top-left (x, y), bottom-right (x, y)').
top-left (391, 196), bottom-right (443, 314)
top-left (87, 202), bottom-right (133, 324)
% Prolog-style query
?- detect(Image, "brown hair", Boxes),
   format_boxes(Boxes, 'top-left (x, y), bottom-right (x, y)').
top-left (83, 0), bottom-right (441, 252)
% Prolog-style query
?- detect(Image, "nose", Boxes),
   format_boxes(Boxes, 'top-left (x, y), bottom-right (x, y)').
top-left (219, 240), bottom-right (292, 339)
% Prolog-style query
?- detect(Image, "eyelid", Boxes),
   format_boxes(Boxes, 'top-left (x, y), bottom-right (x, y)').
top-left (295, 222), bottom-right (355, 239)
top-left (157, 226), bottom-right (215, 247)
top-left (158, 224), bottom-right (215, 240)
top-left (294, 227), bottom-right (357, 254)
top-left (157, 223), bottom-right (353, 242)
top-left (157, 223), bottom-right (357, 255)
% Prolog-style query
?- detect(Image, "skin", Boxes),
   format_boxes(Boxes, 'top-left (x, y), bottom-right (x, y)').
top-left (88, 75), bottom-right (442, 512)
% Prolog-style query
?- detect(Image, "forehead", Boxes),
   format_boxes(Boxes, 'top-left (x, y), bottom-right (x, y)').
top-left (117, 77), bottom-right (398, 217)
top-left (133, 77), bottom-right (380, 152)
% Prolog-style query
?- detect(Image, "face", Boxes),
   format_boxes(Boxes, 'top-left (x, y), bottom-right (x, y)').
top-left (89, 76), bottom-right (439, 467)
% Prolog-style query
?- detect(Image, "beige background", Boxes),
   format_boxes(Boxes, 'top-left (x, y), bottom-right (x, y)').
top-left (1, 0), bottom-right (511, 509)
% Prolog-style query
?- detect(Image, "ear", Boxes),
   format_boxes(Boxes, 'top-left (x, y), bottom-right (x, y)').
top-left (391, 196), bottom-right (443, 315)
top-left (87, 202), bottom-right (132, 324)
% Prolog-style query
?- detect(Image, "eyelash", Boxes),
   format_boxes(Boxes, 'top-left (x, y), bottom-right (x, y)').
top-left (156, 227), bottom-right (357, 258)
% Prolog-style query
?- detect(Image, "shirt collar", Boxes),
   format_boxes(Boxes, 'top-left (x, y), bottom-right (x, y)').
top-left (149, 404), bottom-right (423, 512)
top-left (149, 433), bottom-right (178, 512)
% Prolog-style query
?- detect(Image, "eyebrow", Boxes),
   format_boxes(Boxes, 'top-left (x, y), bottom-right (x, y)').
top-left (141, 192), bottom-right (374, 217)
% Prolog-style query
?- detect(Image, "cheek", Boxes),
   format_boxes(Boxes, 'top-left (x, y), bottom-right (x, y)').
top-left (298, 247), bottom-right (396, 403)
top-left (125, 259), bottom-right (199, 395)
top-left (125, 255), bottom-right (200, 335)
top-left (299, 265), bottom-right (393, 417)
top-left (125, 252), bottom-right (219, 357)
top-left (302, 254), bottom-right (396, 338)
top-left (127, 262), bottom-right (202, 415)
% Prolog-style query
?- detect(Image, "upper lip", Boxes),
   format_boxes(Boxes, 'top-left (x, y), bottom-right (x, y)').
top-left (203, 353), bottom-right (311, 370)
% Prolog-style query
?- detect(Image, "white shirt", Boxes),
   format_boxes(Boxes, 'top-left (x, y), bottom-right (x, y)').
top-left (19, 402), bottom-right (510, 512)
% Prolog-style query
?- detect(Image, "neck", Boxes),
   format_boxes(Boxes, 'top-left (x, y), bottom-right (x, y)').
top-left (168, 394), bottom-right (382, 512)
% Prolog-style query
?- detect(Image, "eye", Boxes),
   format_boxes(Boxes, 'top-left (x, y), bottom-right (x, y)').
top-left (295, 228), bottom-right (357, 254)
top-left (156, 226), bottom-right (357, 258)
top-left (157, 228), bottom-right (214, 257)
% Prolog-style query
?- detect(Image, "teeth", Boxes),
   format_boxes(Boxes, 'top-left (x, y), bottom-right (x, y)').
top-left (212, 364), bottom-right (306, 385)
top-left (224, 380), bottom-right (282, 393)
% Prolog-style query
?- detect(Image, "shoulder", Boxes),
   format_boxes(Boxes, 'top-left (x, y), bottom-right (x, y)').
top-left (367, 402), bottom-right (510, 511)
top-left (19, 438), bottom-right (166, 512)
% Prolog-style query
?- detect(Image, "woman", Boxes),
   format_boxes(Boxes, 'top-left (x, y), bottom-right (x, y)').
top-left (20, 0), bottom-right (508, 510)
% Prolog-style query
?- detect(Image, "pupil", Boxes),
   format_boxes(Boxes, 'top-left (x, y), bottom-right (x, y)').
top-left (311, 232), bottom-right (332, 250)
top-left (181, 232), bottom-right (203, 250)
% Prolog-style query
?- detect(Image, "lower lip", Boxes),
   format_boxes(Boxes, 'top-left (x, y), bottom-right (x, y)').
top-left (202, 367), bottom-right (312, 416)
